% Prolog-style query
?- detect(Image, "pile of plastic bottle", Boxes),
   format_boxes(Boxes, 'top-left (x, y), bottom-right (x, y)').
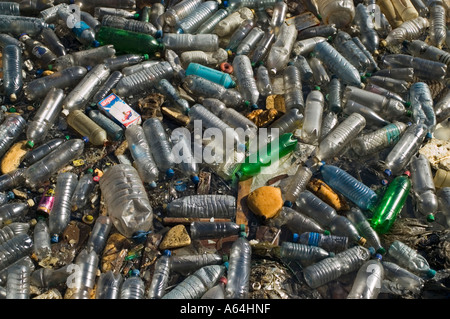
top-left (0, 0), bottom-right (449, 300)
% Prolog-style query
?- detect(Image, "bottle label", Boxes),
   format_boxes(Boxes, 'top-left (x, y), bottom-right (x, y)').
top-left (308, 232), bottom-right (320, 246)
top-left (385, 124), bottom-right (400, 145)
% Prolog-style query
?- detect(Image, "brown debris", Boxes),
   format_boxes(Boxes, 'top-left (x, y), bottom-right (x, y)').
top-left (307, 178), bottom-right (350, 212)
top-left (246, 108), bottom-right (280, 127)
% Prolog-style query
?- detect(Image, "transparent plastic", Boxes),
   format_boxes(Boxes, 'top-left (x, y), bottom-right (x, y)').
top-left (180, 48), bottom-right (228, 69)
top-left (232, 54), bottom-right (259, 106)
top-left (95, 270), bottom-right (123, 299)
top-left (120, 273), bottom-right (145, 299)
top-left (101, 15), bottom-right (158, 37)
top-left (410, 154), bottom-right (438, 220)
top-left (346, 207), bottom-right (385, 254)
top-left (280, 242), bottom-right (332, 266)
top-left (147, 250), bottom-right (171, 299)
top-left (0, 233), bottom-right (34, 271)
top-left (2, 44), bottom-right (23, 101)
top-left (164, 0), bottom-right (203, 27)
top-left (388, 240), bottom-right (436, 278)
top-left (21, 138), bottom-right (65, 167)
top-left (33, 218), bottom-right (51, 260)
top-left (267, 206), bottom-right (327, 235)
top-left (0, 114), bottom-right (26, 159)
top-left (189, 221), bottom-right (241, 240)
top-left (409, 82), bottom-right (436, 136)
top-left (0, 15), bottom-right (54, 36)
top-left (282, 166), bottom-right (313, 205)
top-left (266, 23), bottom-right (297, 74)
top-left (170, 253), bottom-right (224, 276)
top-left (301, 89), bottom-right (324, 145)
top-left (0, 223), bottom-right (30, 245)
top-left (225, 234), bottom-right (251, 299)
top-left (382, 261), bottom-right (424, 293)
top-left (53, 45), bottom-right (116, 71)
top-left (6, 263), bottom-right (31, 299)
top-left (235, 26), bottom-right (265, 56)
top-left (347, 254), bottom-right (384, 299)
top-left (85, 216), bottom-right (112, 255)
top-left (384, 17), bottom-right (429, 48)
top-left (165, 195), bottom-right (236, 219)
top-left (91, 71), bottom-right (124, 105)
top-left (195, 8), bottom-right (230, 35)
top-left (70, 249), bottom-right (99, 299)
top-left (354, 3), bottom-right (379, 53)
top-left (176, 1), bottom-right (219, 34)
top-left (0, 203), bottom-right (29, 227)
top-left (283, 64), bottom-right (304, 111)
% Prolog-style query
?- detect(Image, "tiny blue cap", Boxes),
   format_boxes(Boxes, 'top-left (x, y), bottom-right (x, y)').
top-left (426, 132), bottom-right (433, 139)
top-left (51, 234), bottom-right (59, 243)
top-left (155, 30), bottom-right (163, 38)
top-left (131, 269), bottom-right (140, 277)
top-left (223, 261), bottom-right (229, 269)
top-left (86, 66), bottom-right (92, 71)
top-left (176, 28), bottom-right (184, 34)
top-left (36, 69), bottom-right (44, 76)
top-left (368, 247), bottom-right (376, 255)
top-left (163, 249), bottom-right (171, 256)
top-left (191, 175), bottom-right (200, 184)
top-left (149, 181), bottom-right (157, 188)
top-left (223, 0), bottom-right (229, 7)
top-left (427, 269), bottom-right (436, 278)
top-left (82, 136), bottom-right (89, 143)
top-left (49, 24), bottom-right (55, 30)
top-left (292, 233), bottom-right (299, 243)
top-left (375, 253), bottom-right (383, 260)
top-left (6, 191), bottom-right (15, 200)
top-left (166, 168), bottom-right (175, 178)
top-left (251, 104), bottom-right (259, 110)
top-left (284, 200), bottom-right (293, 207)
top-left (384, 169), bottom-right (392, 176)
top-left (381, 179), bottom-right (389, 186)
top-left (92, 40), bottom-right (100, 48)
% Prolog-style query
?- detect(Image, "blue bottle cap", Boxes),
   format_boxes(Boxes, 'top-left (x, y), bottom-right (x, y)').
top-left (176, 28), bottom-right (184, 34)
top-left (239, 224), bottom-right (246, 232)
top-left (92, 40), bottom-right (100, 48)
top-left (166, 168), bottom-right (175, 178)
top-left (368, 247), bottom-right (376, 255)
top-left (191, 175), bottom-right (200, 184)
top-left (223, 0), bottom-right (229, 7)
top-left (426, 132), bottom-right (433, 139)
top-left (51, 234), bottom-right (59, 243)
top-left (292, 233), bottom-right (299, 243)
top-left (384, 169), bottom-right (392, 176)
top-left (427, 269), bottom-right (436, 278)
top-left (149, 181), bottom-right (157, 188)
top-left (82, 136), bottom-right (89, 143)
top-left (381, 179), bottom-right (388, 186)
top-left (131, 269), bottom-right (140, 277)
top-left (174, 180), bottom-right (187, 192)
top-left (328, 252), bottom-right (335, 258)
top-left (49, 24), bottom-right (55, 30)
top-left (6, 191), bottom-right (15, 200)
top-left (155, 30), bottom-right (163, 38)
top-left (163, 249), bottom-right (171, 256)
top-left (375, 253), bottom-right (383, 260)
top-left (223, 261), bottom-right (229, 269)
top-left (284, 200), bottom-right (293, 207)
top-left (86, 66), bottom-right (92, 71)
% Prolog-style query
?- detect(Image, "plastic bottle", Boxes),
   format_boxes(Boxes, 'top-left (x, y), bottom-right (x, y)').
top-left (0, 223), bottom-right (29, 245)
top-left (0, 114), bottom-right (26, 159)
top-left (165, 194), bottom-right (236, 219)
top-left (62, 64), bottom-right (110, 112)
top-left (0, 257), bottom-right (34, 288)
top-left (24, 66), bottom-right (87, 101)
top-left (410, 154), bottom-right (438, 221)
top-left (170, 253), bottom-right (225, 276)
top-left (409, 82), bottom-right (436, 137)
top-left (290, 55), bottom-right (314, 84)
top-left (303, 246), bottom-right (371, 288)
top-left (371, 172), bottom-right (412, 234)
top-left (352, 37), bottom-right (379, 72)
top-left (0, 203), bottom-right (29, 227)
top-left (309, 113), bottom-right (366, 164)
top-left (0, 33), bottom-right (23, 49)
top-left (0, 169), bottom-right (25, 192)
top-left (249, 28), bottom-right (275, 66)
top-left (404, 40), bottom-right (450, 67)
top-left (364, 83), bottom-right (405, 104)
top-left (280, 241), bottom-right (333, 266)
top-left (85, 215), bottom-right (112, 255)
top-left (333, 30), bottom-right (372, 72)
top-left (382, 124), bottom-right (428, 176)
top-left (384, 16), bottom-right (429, 48)
top-left (301, 88), bottom-right (324, 145)
top-left (381, 261), bottom-right (424, 293)
top-left (26, 88), bottom-right (65, 147)
top-left (235, 133), bottom-right (298, 180)
top-left (388, 240), bottom-right (436, 278)
top-left (95, 270), bottom-right (123, 299)
top-left (2, 44), bottom-right (23, 101)
top-left (66, 109), bottom-right (108, 146)
top-left (392, 0), bottom-right (419, 20)
top-left (315, 0), bottom-right (355, 28)
top-left (268, 108), bottom-right (303, 137)
top-left (282, 166), bottom-right (313, 206)
top-left (182, 75), bottom-right (243, 108)
top-left (162, 33), bottom-right (219, 53)
top-left (32, 217), bottom-right (51, 261)
top-left (434, 91), bottom-right (450, 125)
top-left (201, 276), bottom-right (227, 299)
top-left (292, 36), bottom-right (327, 57)
top-left (346, 207), bottom-right (385, 255)
top-left (0, 2), bottom-right (20, 16)
top-left (48, 172), bottom-right (78, 237)
top-left (170, 128), bottom-right (199, 183)
top-left (0, 233), bottom-right (34, 271)
top-left (326, 76), bottom-right (342, 113)
top-left (57, 5), bottom-right (99, 47)
top-left (309, 54), bottom-right (330, 86)
top-left (99, 164), bottom-right (154, 238)
top-left (185, 63), bottom-right (235, 89)
top-left (283, 64), bottom-right (305, 111)
top-left (90, 71), bottom-right (124, 105)
top-left (226, 19), bottom-right (254, 53)
top-left (94, 7), bottom-right (138, 20)
top-left (6, 263), bottom-right (31, 299)
top-left (176, 1), bottom-right (219, 34)
top-left (214, 6), bottom-right (254, 36)
top-left (104, 54), bottom-right (147, 73)
top-left (143, 117), bottom-right (176, 178)
top-left (114, 61), bottom-right (173, 97)
top-left (180, 48), bottom-right (228, 69)
top-left (70, 169), bottom-right (93, 211)
top-left (95, 26), bottom-right (163, 56)
top-left (295, 190), bottom-right (339, 229)
top-left (375, 67), bottom-right (414, 82)
top-left (320, 111), bottom-right (339, 142)
top-left (124, 125), bottom-right (159, 187)
top-left (267, 206), bottom-right (327, 235)
top-left (354, 3), bottom-right (379, 53)
top-left (253, 64), bottom-right (272, 98)
top-left (69, 249), bottom-right (99, 299)
top-left (232, 54), bottom-right (259, 108)
top-left (189, 222), bottom-right (242, 240)
top-left (38, 27), bottom-right (66, 57)
top-left (164, 0), bottom-right (203, 27)
top-left (163, 264), bottom-right (226, 299)
top-left (147, 250), bottom-right (172, 299)
top-left (225, 232), bottom-right (251, 299)
top-left (347, 254), bottom-right (384, 299)
top-left (18, 33), bottom-right (57, 68)
top-left (196, 8), bottom-right (230, 35)
top-left (235, 26), bottom-right (265, 56)
top-left (81, 11), bottom-right (101, 32)
top-left (313, 41), bottom-right (362, 87)
top-left (320, 164), bottom-right (379, 212)
top-left (38, 3), bottom-right (67, 22)
top-left (0, 15), bottom-right (54, 36)
top-left (266, 23), bottom-right (297, 75)
top-left (101, 15), bottom-right (159, 37)
top-left (52, 45), bottom-right (116, 71)
top-left (21, 139), bottom-right (65, 168)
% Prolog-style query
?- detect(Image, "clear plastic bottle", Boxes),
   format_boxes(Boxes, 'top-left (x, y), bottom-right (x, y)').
top-left (381, 261), bottom-right (424, 293)
top-left (374, 67), bottom-right (414, 82)
top-left (364, 75), bottom-right (409, 94)
top-left (410, 154), bottom-right (438, 221)
top-left (170, 128), bottom-right (199, 184)
top-left (295, 190), bottom-right (339, 230)
top-left (21, 138), bottom-right (65, 167)
top-left (147, 250), bottom-right (171, 299)
top-left (24, 66), bottom-right (88, 101)
top-left (354, 3), bottom-right (379, 53)
top-left (48, 172), bottom-right (78, 236)
top-left (283, 64), bottom-right (304, 111)
top-left (232, 54), bottom-right (259, 107)
top-left (249, 28), bottom-right (275, 66)
top-left (114, 61), bottom-right (173, 98)
top-left (301, 88), bottom-right (324, 145)
top-left (176, 1), bottom-right (219, 34)
top-left (99, 164), bottom-right (154, 238)
top-left (162, 33), bottom-right (219, 52)
top-left (364, 83), bottom-right (405, 104)
top-left (404, 40), bottom-right (450, 67)
top-left (266, 23), bottom-right (297, 75)
top-left (434, 90), bottom-right (450, 124)
top-left (52, 45), bottom-right (116, 71)
top-left (2, 44), bottom-right (23, 101)
top-left (80, 11), bottom-right (101, 32)
top-left (225, 232), bottom-right (251, 299)
top-left (282, 166), bottom-right (313, 206)
top-left (382, 123), bottom-right (428, 176)
top-left (30, 264), bottom-right (72, 289)
top-left (33, 218), bottom-right (51, 261)
top-left (155, 79), bottom-right (190, 115)
top-left (163, 264), bottom-right (226, 299)
top-left (352, 36), bottom-right (379, 72)
top-left (103, 54), bottom-right (147, 73)
top-left (346, 207), bottom-right (385, 255)
top-left (315, 0), bottom-right (355, 28)
top-left (0, 203), bottom-right (29, 227)
top-left (0, 169), bottom-right (25, 192)
top-left (388, 240), bottom-right (436, 278)
top-left (94, 7), bottom-right (138, 20)
top-left (180, 48), bottom-right (228, 69)
top-left (201, 276), bottom-right (227, 299)
top-left (67, 109), bottom-right (108, 146)
top-left (214, 6), bottom-right (254, 37)
top-left (309, 54), bottom-right (330, 86)
top-left (384, 16), bottom-right (429, 48)
top-left (409, 82), bottom-right (436, 137)
top-left (226, 19), bottom-right (255, 53)
top-left (165, 194), bottom-right (236, 219)
top-left (101, 15), bottom-right (159, 37)
top-left (290, 54), bottom-right (313, 84)
top-left (0, 223), bottom-right (29, 245)
top-left (91, 71), bottom-right (124, 105)
top-left (0, 114), bottom-right (26, 159)
top-left (320, 111), bottom-right (339, 142)
top-left (189, 221), bottom-right (242, 240)
top-left (313, 41), bottom-right (362, 87)
top-left (280, 241), bottom-right (333, 266)
top-left (333, 30), bottom-right (371, 72)
top-left (329, 215), bottom-right (366, 246)
top-left (6, 263), bottom-right (31, 299)
top-left (95, 270), bottom-right (123, 299)
top-left (88, 109), bottom-right (124, 142)
top-left (58, 5), bottom-right (98, 47)
top-left (143, 117), bottom-right (176, 178)
top-left (255, 64), bottom-right (273, 97)
top-left (0, 233), bottom-right (34, 271)
top-left (320, 164), bottom-right (379, 212)
top-left (75, 0), bottom-right (136, 12)
top-left (292, 36), bottom-right (327, 57)
top-left (326, 76), bottom-right (342, 113)
top-left (62, 64), bottom-right (111, 112)
top-left (0, 15), bottom-right (54, 36)
top-left (0, 33), bottom-right (23, 49)
top-left (235, 26), bottom-right (265, 56)
top-left (0, 257), bottom-right (34, 288)
top-left (26, 88), bottom-right (65, 147)
top-left (0, 2), bottom-right (20, 16)
top-left (437, 187), bottom-right (450, 227)
top-left (309, 112), bottom-right (366, 164)
top-left (170, 253), bottom-right (225, 276)
top-left (164, 0), bottom-right (203, 27)
top-left (268, 108), bottom-right (303, 137)
top-left (196, 8), bottom-right (230, 35)
top-left (267, 206), bottom-right (327, 235)
top-left (303, 246), bottom-right (371, 288)
top-left (70, 249), bottom-right (99, 299)
top-left (18, 33), bottom-right (57, 68)
top-left (85, 215), bottom-right (112, 255)
top-left (347, 254), bottom-right (384, 299)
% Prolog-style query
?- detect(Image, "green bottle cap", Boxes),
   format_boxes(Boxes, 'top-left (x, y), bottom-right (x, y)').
top-left (427, 214), bottom-right (435, 222)
top-left (377, 247), bottom-right (387, 255)
top-left (134, 13), bottom-right (140, 18)
top-left (404, 101), bottom-right (411, 108)
top-left (87, 168), bottom-right (94, 174)
top-left (427, 269), bottom-right (436, 278)
top-left (314, 86), bottom-right (321, 91)
top-left (26, 140), bottom-right (34, 149)
top-left (239, 224), bottom-right (246, 232)
top-left (323, 230), bottom-right (330, 235)
top-left (143, 54), bottom-right (149, 60)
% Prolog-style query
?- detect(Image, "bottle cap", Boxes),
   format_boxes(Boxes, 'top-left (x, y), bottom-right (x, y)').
top-left (314, 86), bottom-right (321, 91)
top-left (284, 200), bottom-right (293, 207)
top-left (92, 40), bottom-right (100, 48)
top-left (219, 277), bottom-right (228, 284)
top-left (403, 170), bottom-right (411, 177)
top-left (230, 80), bottom-right (236, 88)
top-left (426, 132), bottom-right (433, 139)
top-left (358, 237), bottom-right (367, 246)
top-left (384, 169), bottom-right (392, 176)
top-left (93, 175), bottom-right (100, 182)
top-left (51, 234), bottom-right (59, 243)
top-left (292, 233), bottom-right (299, 243)
top-left (223, 261), bottom-right (229, 269)
top-left (404, 101), bottom-right (411, 108)
top-left (427, 214), bottom-right (435, 222)
top-left (323, 230), bottom-right (330, 235)
top-left (166, 168), bottom-right (175, 178)
top-left (149, 181), bottom-right (157, 188)
top-left (163, 249), bottom-right (171, 256)
top-left (143, 54), bottom-right (149, 60)
top-left (134, 13), bottom-right (140, 18)
top-left (87, 168), bottom-right (94, 174)
top-left (427, 269), bottom-right (436, 278)
top-left (155, 30), bottom-right (163, 38)
top-left (328, 252), bottom-right (335, 258)
top-left (191, 175), bottom-right (200, 184)
top-left (82, 136), bottom-right (89, 143)
top-left (368, 247), bottom-right (376, 255)
top-left (239, 224), bottom-right (246, 232)
top-left (239, 231), bottom-right (247, 238)
top-left (375, 253), bottom-right (383, 260)
top-left (130, 269), bottom-right (140, 277)
top-left (6, 191), bottom-right (15, 200)
top-left (222, 254), bottom-right (229, 262)
top-left (26, 140), bottom-right (35, 149)
top-left (251, 103), bottom-right (259, 110)
top-left (377, 247), bottom-right (386, 255)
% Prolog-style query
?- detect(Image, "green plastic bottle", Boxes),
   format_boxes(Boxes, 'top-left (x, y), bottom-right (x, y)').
top-left (234, 133), bottom-right (298, 180)
top-left (95, 26), bottom-right (164, 56)
top-left (370, 171), bottom-right (412, 234)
